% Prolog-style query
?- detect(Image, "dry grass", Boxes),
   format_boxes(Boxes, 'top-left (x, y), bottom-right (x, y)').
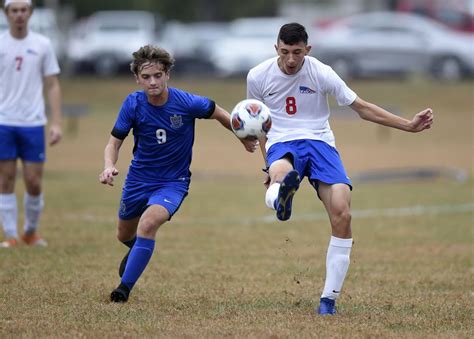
top-left (0, 77), bottom-right (472, 337)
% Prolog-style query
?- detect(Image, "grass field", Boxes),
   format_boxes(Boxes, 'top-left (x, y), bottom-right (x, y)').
top-left (0, 76), bottom-right (473, 337)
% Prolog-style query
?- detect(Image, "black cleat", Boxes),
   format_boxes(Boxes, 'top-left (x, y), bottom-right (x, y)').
top-left (119, 249), bottom-right (131, 278)
top-left (110, 283), bottom-right (130, 303)
top-left (276, 170), bottom-right (300, 221)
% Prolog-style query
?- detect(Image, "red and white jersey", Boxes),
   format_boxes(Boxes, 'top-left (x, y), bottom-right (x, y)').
top-left (0, 31), bottom-right (60, 126)
top-left (247, 56), bottom-right (356, 149)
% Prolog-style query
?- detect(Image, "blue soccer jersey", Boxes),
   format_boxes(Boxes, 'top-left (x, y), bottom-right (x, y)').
top-left (111, 88), bottom-right (215, 182)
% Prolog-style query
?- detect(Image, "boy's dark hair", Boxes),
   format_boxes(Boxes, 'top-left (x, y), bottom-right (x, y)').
top-left (278, 23), bottom-right (308, 45)
top-left (130, 45), bottom-right (175, 75)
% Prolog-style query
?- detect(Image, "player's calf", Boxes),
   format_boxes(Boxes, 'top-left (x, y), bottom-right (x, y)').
top-left (119, 249), bottom-right (131, 278)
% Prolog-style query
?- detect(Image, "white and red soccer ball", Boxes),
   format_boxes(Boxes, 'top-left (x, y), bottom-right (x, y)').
top-left (230, 99), bottom-right (272, 139)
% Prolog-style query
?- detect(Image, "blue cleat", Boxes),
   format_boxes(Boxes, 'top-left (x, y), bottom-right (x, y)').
top-left (276, 170), bottom-right (300, 221)
top-left (317, 297), bottom-right (336, 315)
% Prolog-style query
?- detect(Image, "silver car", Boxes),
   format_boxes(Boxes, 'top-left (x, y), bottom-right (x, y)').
top-left (66, 10), bottom-right (159, 76)
top-left (311, 11), bottom-right (474, 81)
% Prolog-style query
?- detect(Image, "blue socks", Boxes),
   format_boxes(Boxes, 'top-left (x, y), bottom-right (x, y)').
top-left (121, 237), bottom-right (155, 290)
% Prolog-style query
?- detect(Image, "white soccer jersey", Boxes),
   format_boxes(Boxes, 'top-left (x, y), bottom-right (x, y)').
top-left (0, 31), bottom-right (60, 126)
top-left (247, 56), bottom-right (357, 149)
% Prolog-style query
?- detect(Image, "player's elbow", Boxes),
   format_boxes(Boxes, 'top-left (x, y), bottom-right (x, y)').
top-left (357, 109), bottom-right (373, 121)
top-left (351, 98), bottom-right (371, 120)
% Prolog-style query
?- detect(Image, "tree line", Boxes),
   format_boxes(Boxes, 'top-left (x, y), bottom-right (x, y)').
top-left (36, 0), bottom-right (279, 21)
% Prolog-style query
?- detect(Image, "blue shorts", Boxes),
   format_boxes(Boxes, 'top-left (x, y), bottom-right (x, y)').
top-left (267, 139), bottom-right (352, 190)
top-left (119, 178), bottom-right (190, 220)
top-left (0, 125), bottom-right (45, 162)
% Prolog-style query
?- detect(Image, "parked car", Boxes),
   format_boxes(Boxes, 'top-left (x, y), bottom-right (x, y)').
top-left (209, 17), bottom-right (288, 77)
top-left (0, 8), bottom-right (66, 61)
top-left (311, 11), bottom-right (474, 81)
top-left (159, 21), bottom-right (229, 75)
top-left (395, 0), bottom-right (474, 33)
top-left (66, 10), bottom-right (161, 76)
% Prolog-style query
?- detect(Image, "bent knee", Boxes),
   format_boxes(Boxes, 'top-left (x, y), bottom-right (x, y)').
top-left (116, 228), bottom-right (135, 243)
top-left (269, 159), bottom-right (294, 183)
top-left (116, 219), bottom-right (139, 242)
top-left (138, 216), bottom-right (166, 236)
top-left (339, 210), bottom-right (352, 225)
top-left (330, 209), bottom-right (352, 238)
top-left (116, 232), bottom-right (130, 243)
top-left (331, 208), bottom-right (352, 227)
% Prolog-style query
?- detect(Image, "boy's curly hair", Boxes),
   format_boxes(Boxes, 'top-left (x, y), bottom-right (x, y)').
top-left (130, 45), bottom-right (175, 75)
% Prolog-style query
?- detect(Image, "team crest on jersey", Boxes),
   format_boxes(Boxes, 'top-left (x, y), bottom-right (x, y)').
top-left (26, 49), bottom-right (39, 56)
top-left (299, 86), bottom-right (316, 94)
top-left (170, 114), bottom-right (183, 129)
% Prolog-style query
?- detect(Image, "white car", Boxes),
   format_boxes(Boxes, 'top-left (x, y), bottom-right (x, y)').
top-left (311, 11), bottom-right (474, 81)
top-left (67, 10), bottom-right (159, 76)
top-left (210, 17), bottom-right (288, 77)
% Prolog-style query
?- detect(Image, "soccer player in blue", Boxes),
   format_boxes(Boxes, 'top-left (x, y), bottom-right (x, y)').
top-left (99, 45), bottom-right (257, 303)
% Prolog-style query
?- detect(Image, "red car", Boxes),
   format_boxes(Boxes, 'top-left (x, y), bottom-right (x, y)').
top-left (395, 0), bottom-right (474, 33)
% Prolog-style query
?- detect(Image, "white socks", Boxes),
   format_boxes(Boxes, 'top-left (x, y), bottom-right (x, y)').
top-left (0, 193), bottom-right (18, 239)
top-left (24, 193), bottom-right (44, 234)
top-left (321, 236), bottom-right (353, 300)
top-left (265, 183), bottom-right (280, 210)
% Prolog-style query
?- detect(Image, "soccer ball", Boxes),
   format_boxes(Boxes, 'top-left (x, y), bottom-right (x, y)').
top-left (230, 99), bottom-right (272, 139)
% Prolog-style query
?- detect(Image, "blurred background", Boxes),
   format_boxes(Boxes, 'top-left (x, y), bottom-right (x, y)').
top-left (1, 2), bottom-right (473, 335)
top-left (1, 0), bottom-right (473, 80)
top-left (1, 0), bottom-right (472, 183)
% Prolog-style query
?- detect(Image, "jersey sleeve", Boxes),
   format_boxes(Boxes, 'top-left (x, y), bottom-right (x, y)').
top-left (188, 94), bottom-right (215, 119)
top-left (320, 64), bottom-right (357, 106)
top-left (111, 95), bottom-right (136, 140)
top-left (42, 38), bottom-right (60, 77)
top-left (246, 71), bottom-right (263, 101)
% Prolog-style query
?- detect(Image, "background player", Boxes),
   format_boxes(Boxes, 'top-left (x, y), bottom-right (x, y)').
top-left (0, 0), bottom-right (62, 248)
top-left (247, 22), bottom-right (434, 315)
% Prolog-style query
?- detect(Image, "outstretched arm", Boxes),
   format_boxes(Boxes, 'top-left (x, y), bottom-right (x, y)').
top-left (350, 97), bottom-right (434, 132)
top-left (99, 136), bottom-right (124, 186)
top-left (210, 104), bottom-right (258, 152)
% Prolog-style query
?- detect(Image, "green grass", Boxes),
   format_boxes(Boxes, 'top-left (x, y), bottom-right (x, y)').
top-left (0, 77), bottom-right (472, 337)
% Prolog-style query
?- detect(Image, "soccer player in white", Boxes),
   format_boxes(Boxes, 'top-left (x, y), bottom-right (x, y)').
top-left (0, 0), bottom-right (62, 248)
top-left (247, 23), bottom-right (434, 315)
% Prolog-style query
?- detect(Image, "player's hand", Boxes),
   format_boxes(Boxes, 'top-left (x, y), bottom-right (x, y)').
top-left (408, 108), bottom-right (434, 132)
top-left (99, 167), bottom-right (119, 186)
top-left (240, 136), bottom-right (259, 152)
top-left (263, 174), bottom-right (271, 189)
top-left (49, 124), bottom-right (62, 146)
